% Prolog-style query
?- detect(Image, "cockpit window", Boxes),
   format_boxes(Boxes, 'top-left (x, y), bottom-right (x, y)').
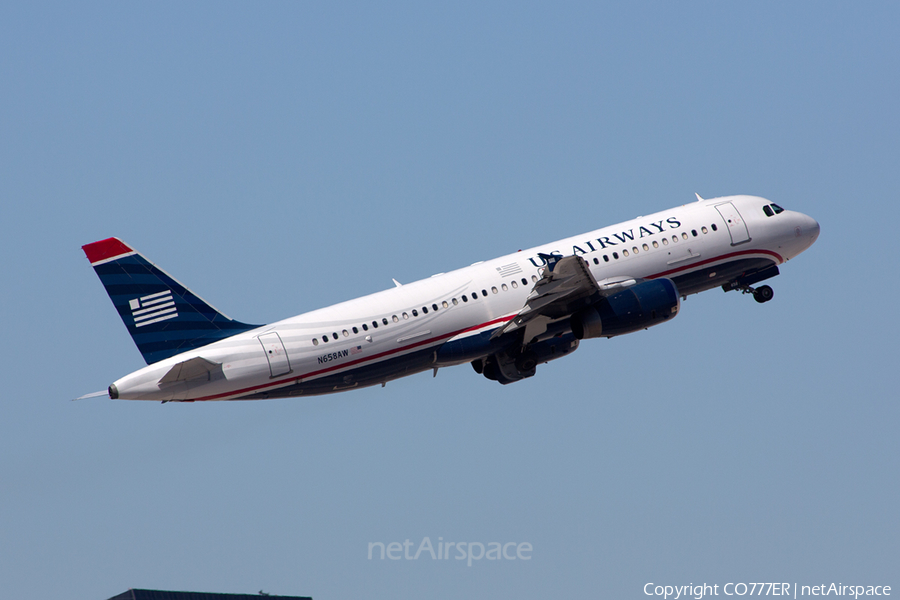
top-left (771, 203), bottom-right (785, 214)
top-left (763, 205), bottom-right (774, 217)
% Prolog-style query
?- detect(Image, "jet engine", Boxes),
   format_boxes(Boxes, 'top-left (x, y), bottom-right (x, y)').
top-left (570, 278), bottom-right (680, 339)
top-left (475, 333), bottom-right (580, 385)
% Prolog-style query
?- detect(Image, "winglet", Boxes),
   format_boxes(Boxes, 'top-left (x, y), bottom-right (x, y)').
top-left (538, 253), bottom-right (562, 272)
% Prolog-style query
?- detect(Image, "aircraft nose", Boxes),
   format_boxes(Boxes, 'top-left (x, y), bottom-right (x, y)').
top-left (789, 211), bottom-right (820, 256)
top-left (800, 213), bottom-right (820, 244)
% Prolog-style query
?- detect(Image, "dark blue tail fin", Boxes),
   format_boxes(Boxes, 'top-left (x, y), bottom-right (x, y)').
top-left (83, 237), bottom-right (260, 365)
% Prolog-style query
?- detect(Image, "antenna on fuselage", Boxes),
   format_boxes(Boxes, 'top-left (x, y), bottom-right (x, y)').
top-left (695, 192), bottom-right (704, 202)
top-left (392, 278), bottom-right (402, 287)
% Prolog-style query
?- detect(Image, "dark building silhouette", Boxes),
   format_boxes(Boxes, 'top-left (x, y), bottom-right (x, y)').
top-left (107, 590), bottom-right (311, 600)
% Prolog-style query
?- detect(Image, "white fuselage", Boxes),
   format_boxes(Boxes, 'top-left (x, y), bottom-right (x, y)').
top-left (111, 195), bottom-right (819, 401)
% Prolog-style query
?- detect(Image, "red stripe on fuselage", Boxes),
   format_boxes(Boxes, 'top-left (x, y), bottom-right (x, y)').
top-left (193, 315), bottom-right (516, 401)
top-left (82, 238), bottom-right (134, 264)
top-left (647, 248), bottom-right (783, 280)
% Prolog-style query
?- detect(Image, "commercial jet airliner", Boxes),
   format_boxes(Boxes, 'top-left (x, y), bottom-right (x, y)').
top-left (82, 194), bottom-right (818, 402)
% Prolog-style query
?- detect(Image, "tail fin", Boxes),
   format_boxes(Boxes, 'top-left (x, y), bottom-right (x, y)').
top-left (83, 237), bottom-right (260, 365)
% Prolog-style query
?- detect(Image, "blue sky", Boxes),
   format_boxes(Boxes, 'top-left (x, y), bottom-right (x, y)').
top-left (1, 2), bottom-right (898, 599)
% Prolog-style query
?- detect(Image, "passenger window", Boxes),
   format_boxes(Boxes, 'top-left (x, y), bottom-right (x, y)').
top-left (682, 232), bottom-right (689, 240)
top-left (332, 332), bottom-right (338, 340)
top-left (392, 315), bottom-right (399, 322)
top-left (442, 301), bottom-right (449, 308)
top-left (372, 321), bottom-right (378, 328)
top-left (711, 223), bottom-right (718, 231)
top-left (672, 236), bottom-right (678, 243)
top-left (691, 230), bottom-right (698, 237)
top-left (652, 241), bottom-right (659, 248)
top-left (613, 252), bottom-right (619, 259)
top-left (623, 249), bottom-right (629, 257)
top-left (532, 275), bottom-right (538, 282)
top-left (422, 306), bottom-right (428, 314)
top-left (701, 226), bottom-right (708, 234)
top-left (403, 312), bottom-right (409, 319)
top-left (521, 278), bottom-right (528, 286)
top-left (632, 246), bottom-right (638, 254)
top-left (383, 318), bottom-right (389, 325)
top-left (432, 304), bottom-right (438, 311)
top-left (462, 296), bottom-right (468, 303)
top-left (342, 329), bottom-right (349, 337)
top-left (603, 255), bottom-right (609, 262)
top-left (642, 244), bottom-right (649, 251)
top-left (662, 238), bottom-right (669, 246)
top-left (482, 289), bottom-right (488, 296)
top-left (501, 284), bottom-right (508, 291)
top-left (312, 338), bottom-right (319, 346)
top-left (412, 309), bottom-right (419, 316)
top-left (452, 298), bottom-right (458, 305)
top-left (511, 281), bottom-right (518, 288)
top-left (352, 326), bottom-right (359, 334)
top-left (593, 258), bottom-right (599, 265)
top-left (362, 324), bottom-right (368, 331)
top-left (322, 336), bottom-right (328, 343)
top-left (491, 287), bottom-right (498, 294)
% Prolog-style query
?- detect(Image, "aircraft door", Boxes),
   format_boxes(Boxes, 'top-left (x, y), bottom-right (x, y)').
top-left (258, 332), bottom-right (292, 377)
top-left (715, 202), bottom-right (751, 246)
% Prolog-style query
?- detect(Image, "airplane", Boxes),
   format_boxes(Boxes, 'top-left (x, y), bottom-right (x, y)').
top-left (82, 194), bottom-right (819, 402)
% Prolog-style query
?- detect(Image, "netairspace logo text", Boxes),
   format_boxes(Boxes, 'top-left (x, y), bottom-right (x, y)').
top-left (368, 537), bottom-right (532, 567)
top-left (644, 583), bottom-right (891, 600)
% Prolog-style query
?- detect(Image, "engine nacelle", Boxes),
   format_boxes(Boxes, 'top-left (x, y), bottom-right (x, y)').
top-left (477, 333), bottom-right (580, 385)
top-left (570, 278), bottom-right (680, 339)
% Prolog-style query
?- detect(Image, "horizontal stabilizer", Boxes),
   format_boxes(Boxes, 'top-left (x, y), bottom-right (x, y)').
top-left (158, 357), bottom-right (223, 384)
top-left (83, 237), bottom-right (260, 365)
top-left (73, 390), bottom-right (109, 401)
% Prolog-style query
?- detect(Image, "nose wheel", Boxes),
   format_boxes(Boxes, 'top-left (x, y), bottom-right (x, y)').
top-left (728, 281), bottom-right (775, 303)
top-left (742, 284), bottom-right (774, 303)
top-left (753, 285), bottom-right (774, 303)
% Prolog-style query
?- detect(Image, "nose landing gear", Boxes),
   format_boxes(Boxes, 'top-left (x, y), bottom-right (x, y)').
top-left (722, 265), bottom-right (779, 304)
top-left (729, 282), bottom-right (774, 303)
top-left (752, 284), bottom-right (774, 303)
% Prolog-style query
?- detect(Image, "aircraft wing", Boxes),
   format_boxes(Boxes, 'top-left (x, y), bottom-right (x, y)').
top-left (493, 253), bottom-right (645, 344)
top-left (492, 254), bottom-right (601, 343)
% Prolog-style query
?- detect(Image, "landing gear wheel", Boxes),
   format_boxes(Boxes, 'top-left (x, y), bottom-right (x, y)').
top-left (753, 285), bottom-right (774, 303)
